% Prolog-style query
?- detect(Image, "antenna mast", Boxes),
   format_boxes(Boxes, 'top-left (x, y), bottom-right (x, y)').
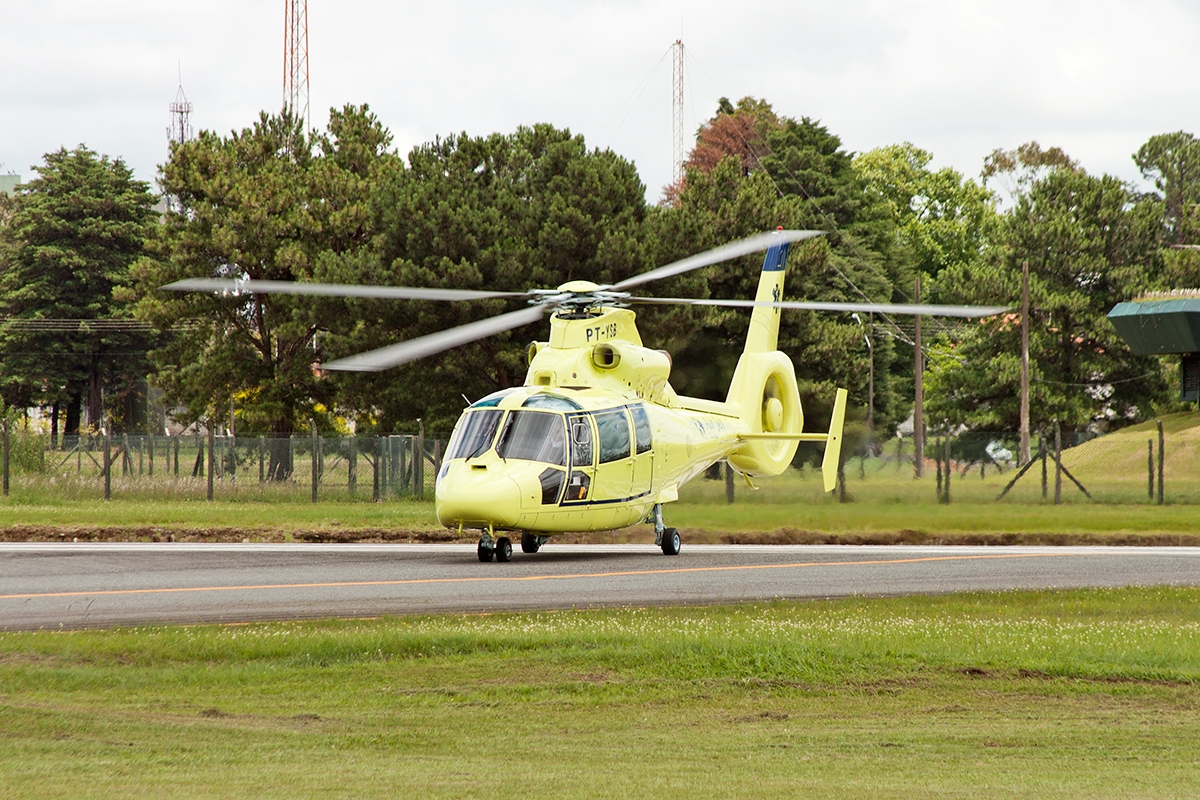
top-left (167, 82), bottom-right (193, 148)
top-left (166, 75), bottom-right (193, 212)
top-left (672, 39), bottom-right (685, 186)
top-left (283, 0), bottom-right (310, 130)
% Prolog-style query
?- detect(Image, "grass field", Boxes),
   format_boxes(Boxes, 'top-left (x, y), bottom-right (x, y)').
top-left (1, 587), bottom-right (1197, 798)
top-left (4, 412), bottom-right (1200, 543)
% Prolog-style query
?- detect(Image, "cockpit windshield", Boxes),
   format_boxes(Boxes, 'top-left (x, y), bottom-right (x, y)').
top-left (496, 411), bottom-right (567, 466)
top-left (447, 409), bottom-right (503, 460)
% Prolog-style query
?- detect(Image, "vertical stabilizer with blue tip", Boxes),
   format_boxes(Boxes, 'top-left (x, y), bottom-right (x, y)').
top-left (726, 230), bottom-right (847, 490)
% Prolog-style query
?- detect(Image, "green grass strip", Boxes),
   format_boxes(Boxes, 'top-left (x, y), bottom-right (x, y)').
top-left (2, 587), bottom-right (1198, 798)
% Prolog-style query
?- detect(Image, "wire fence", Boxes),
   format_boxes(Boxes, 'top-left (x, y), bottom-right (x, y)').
top-left (0, 420), bottom-right (1197, 505)
top-left (1, 430), bottom-right (451, 502)
top-left (817, 421), bottom-right (1200, 505)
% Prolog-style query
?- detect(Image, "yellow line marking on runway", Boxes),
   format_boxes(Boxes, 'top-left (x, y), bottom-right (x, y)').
top-left (0, 551), bottom-right (1103, 601)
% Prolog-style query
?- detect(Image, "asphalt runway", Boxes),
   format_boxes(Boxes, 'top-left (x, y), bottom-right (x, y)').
top-left (1, 542), bottom-right (1198, 630)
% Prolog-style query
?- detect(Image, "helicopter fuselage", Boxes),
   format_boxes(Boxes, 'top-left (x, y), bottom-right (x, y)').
top-left (435, 307), bottom-right (751, 533)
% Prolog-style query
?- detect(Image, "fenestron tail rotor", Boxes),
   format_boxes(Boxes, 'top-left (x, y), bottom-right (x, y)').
top-left (161, 228), bottom-right (1008, 371)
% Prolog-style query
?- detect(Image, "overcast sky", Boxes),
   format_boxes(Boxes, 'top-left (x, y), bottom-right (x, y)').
top-left (3, 1), bottom-right (1200, 202)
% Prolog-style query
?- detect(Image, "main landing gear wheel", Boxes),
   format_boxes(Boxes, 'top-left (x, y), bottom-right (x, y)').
top-left (477, 538), bottom-right (494, 562)
top-left (495, 536), bottom-right (513, 563)
top-left (521, 532), bottom-right (544, 554)
top-left (661, 527), bottom-right (681, 556)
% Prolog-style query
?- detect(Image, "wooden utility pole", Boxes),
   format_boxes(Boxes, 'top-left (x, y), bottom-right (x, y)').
top-left (1019, 261), bottom-right (1031, 466)
top-left (913, 275), bottom-right (924, 478)
top-left (866, 312), bottom-right (875, 430)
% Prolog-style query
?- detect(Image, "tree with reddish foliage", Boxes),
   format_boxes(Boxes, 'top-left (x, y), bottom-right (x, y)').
top-left (661, 97), bottom-right (779, 205)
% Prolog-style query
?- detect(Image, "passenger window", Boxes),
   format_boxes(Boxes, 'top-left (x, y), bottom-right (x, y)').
top-left (630, 405), bottom-right (652, 454)
top-left (595, 410), bottom-right (631, 464)
top-left (569, 415), bottom-right (593, 467)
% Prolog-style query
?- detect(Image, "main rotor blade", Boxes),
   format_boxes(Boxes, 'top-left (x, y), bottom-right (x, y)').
top-left (319, 305), bottom-right (547, 372)
top-left (627, 296), bottom-right (1010, 318)
top-left (608, 229), bottom-right (825, 291)
top-left (162, 278), bottom-right (527, 303)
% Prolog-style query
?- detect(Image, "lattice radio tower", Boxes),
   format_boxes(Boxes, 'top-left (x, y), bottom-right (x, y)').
top-left (167, 82), bottom-right (193, 148)
top-left (283, 0), bottom-right (310, 130)
top-left (672, 39), bottom-right (685, 186)
top-left (166, 75), bottom-right (193, 212)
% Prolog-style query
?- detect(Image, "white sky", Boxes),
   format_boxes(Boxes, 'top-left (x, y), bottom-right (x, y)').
top-left (3, 1), bottom-right (1200, 201)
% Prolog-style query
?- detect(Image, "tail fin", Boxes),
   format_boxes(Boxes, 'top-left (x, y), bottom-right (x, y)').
top-left (726, 235), bottom-right (802, 477)
top-left (821, 388), bottom-right (848, 492)
top-left (744, 238), bottom-right (791, 354)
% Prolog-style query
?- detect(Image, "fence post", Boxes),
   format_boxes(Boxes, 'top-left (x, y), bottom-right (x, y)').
top-left (349, 436), bottom-right (357, 496)
top-left (838, 454), bottom-right (847, 503)
top-left (2, 418), bottom-right (9, 497)
top-left (207, 425), bottom-right (214, 501)
top-left (374, 436), bottom-right (382, 502)
top-left (944, 433), bottom-right (951, 504)
top-left (122, 434), bottom-right (129, 477)
top-left (416, 423), bottom-right (425, 501)
top-left (935, 436), bottom-right (944, 500)
top-left (104, 428), bottom-right (111, 501)
top-left (1157, 420), bottom-right (1165, 506)
top-left (1148, 439), bottom-right (1155, 501)
top-left (138, 436), bottom-right (144, 476)
top-left (725, 461), bottom-right (735, 504)
top-left (310, 420), bottom-right (318, 503)
top-left (174, 437), bottom-right (180, 476)
top-left (1040, 436), bottom-right (1047, 499)
top-left (259, 436), bottom-right (265, 484)
top-left (1053, 422), bottom-right (1062, 505)
top-left (148, 435), bottom-right (154, 477)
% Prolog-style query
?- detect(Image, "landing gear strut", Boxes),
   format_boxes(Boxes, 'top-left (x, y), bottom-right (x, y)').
top-left (650, 503), bottom-right (681, 556)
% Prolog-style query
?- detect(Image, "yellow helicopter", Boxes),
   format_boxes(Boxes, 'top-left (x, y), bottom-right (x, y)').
top-left (167, 229), bottom-right (1004, 562)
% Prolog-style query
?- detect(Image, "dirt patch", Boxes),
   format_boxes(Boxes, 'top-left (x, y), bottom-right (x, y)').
top-left (719, 528), bottom-right (1200, 547)
top-left (2, 524), bottom-right (1198, 546)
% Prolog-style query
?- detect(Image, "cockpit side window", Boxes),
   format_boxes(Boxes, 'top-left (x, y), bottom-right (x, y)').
top-left (496, 411), bottom-right (567, 466)
top-left (630, 405), bottom-right (652, 454)
top-left (447, 409), bottom-right (504, 460)
top-left (595, 409), bottom-right (632, 464)
top-left (568, 414), bottom-right (593, 467)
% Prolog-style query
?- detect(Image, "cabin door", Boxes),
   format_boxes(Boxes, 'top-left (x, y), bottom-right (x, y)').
top-left (591, 409), bottom-right (635, 503)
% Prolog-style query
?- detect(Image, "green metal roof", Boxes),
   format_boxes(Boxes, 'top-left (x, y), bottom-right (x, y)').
top-left (1108, 299), bottom-right (1200, 355)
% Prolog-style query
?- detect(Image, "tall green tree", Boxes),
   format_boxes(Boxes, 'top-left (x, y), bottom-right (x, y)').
top-left (1134, 131), bottom-right (1200, 288)
top-left (1135, 131), bottom-right (1200, 245)
top-left (854, 143), bottom-right (996, 280)
top-left (930, 166), bottom-right (1167, 433)
top-left (0, 146), bottom-right (156, 434)
top-left (131, 105), bottom-right (397, 474)
top-left (664, 99), bottom-right (904, 432)
top-left (319, 123), bottom-right (656, 430)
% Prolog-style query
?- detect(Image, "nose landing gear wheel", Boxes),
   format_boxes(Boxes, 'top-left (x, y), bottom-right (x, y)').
top-left (477, 538), bottom-right (494, 562)
top-left (660, 527), bottom-right (681, 556)
top-left (495, 537), bottom-right (513, 562)
top-left (521, 532), bottom-right (544, 554)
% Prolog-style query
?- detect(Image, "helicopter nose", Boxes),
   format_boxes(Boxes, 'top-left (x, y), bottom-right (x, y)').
top-left (436, 466), bottom-right (523, 528)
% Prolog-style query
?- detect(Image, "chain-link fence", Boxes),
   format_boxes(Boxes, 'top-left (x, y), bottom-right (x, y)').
top-left (817, 421), bottom-right (1200, 505)
top-left (1, 419), bottom-right (1198, 504)
top-left (1, 429), bottom-right (450, 502)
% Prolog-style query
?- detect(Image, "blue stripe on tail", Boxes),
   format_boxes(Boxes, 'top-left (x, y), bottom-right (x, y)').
top-left (761, 242), bottom-right (791, 272)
